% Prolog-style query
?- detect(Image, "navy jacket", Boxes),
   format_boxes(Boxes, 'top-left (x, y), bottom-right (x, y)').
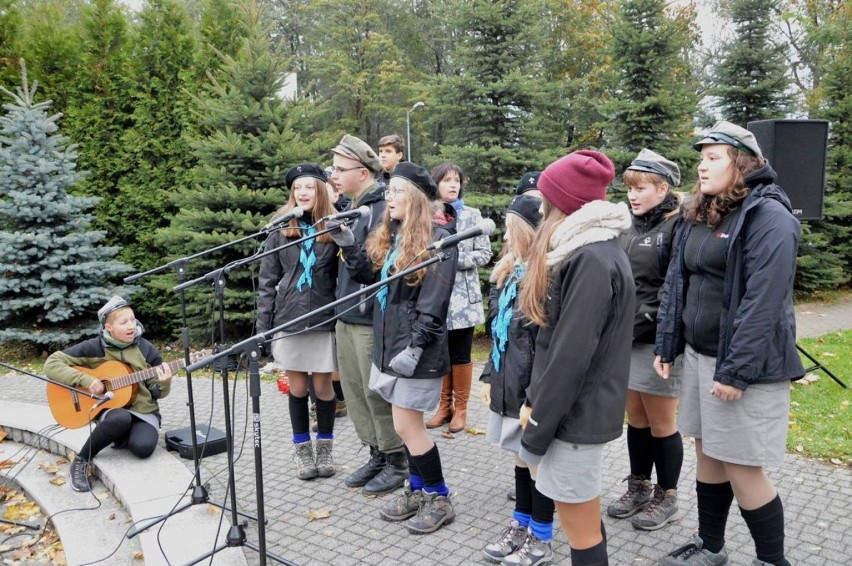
top-left (655, 164), bottom-right (805, 389)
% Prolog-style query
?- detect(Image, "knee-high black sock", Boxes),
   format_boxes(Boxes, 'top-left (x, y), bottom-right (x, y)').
top-left (696, 480), bottom-right (734, 554)
top-left (741, 494), bottom-right (785, 565)
top-left (288, 393), bottom-right (310, 437)
top-left (571, 540), bottom-right (608, 566)
top-left (514, 466), bottom-right (533, 517)
top-left (627, 425), bottom-right (653, 479)
top-left (314, 397), bottom-right (336, 439)
top-left (333, 380), bottom-right (344, 402)
top-left (530, 480), bottom-right (555, 525)
top-left (410, 443), bottom-right (448, 496)
top-left (80, 410), bottom-right (133, 460)
top-left (652, 431), bottom-right (683, 490)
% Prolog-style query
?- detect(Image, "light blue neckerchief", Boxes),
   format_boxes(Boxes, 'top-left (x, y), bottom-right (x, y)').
top-left (377, 238), bottom-right (400, 312)
top-left (296, 222), bottom-right (317, 291)
top-left (490, 264), bottom-right (525, 372)
top-left (450, 198), bottom-right (464, 215)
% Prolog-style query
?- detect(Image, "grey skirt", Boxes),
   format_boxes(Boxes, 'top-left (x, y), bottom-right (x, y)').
top-left (629, 342), bottom-right (682, 397)
top-left (486, 411), bottom-right (523, 454)
top-left (271, 330), bottom-right (337, 373)
top-left (369, 364), bottom-right (442, 412)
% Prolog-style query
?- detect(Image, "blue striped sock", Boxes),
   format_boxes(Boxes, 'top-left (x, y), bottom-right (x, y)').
top-left (512, 510), bottom-right (531, 528)
top-left (316, 432), bottom-right (333, 440)
top-left (530, 518), bottom-right (553, 542)
top-left (293, 432), bottom-right (310, 444)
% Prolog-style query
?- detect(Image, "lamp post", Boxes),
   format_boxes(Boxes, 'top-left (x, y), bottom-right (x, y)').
top-left (406, 101), bottom-right (425, 161)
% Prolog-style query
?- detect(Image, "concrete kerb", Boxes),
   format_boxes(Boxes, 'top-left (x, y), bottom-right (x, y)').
top-left (0, 402), bottom-right (247, 566)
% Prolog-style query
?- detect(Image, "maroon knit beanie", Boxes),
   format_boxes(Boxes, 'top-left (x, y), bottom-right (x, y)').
top-left (538, 150), bottom-right (615, 216)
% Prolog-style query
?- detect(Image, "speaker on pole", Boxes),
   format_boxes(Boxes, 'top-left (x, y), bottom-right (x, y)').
top-left (747, 119), bottom-right (829, 221)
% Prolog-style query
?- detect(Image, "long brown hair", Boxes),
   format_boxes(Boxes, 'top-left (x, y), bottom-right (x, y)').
top-left (518, 199), bottom-right (567, 327)
top-left (491, 214), bottom-right (536, 288)
top-left (683, 147), bottom-right (765, 229)
top-left (273, 177), bottom-right (335, 243)
top-left (622, 169), bottom-right (681, 220)
top-left (365, 180), bottom-right (438, 286)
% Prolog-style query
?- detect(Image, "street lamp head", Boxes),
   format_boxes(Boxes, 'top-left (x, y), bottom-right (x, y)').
top-left (411, 101), bottom-right (425, 112)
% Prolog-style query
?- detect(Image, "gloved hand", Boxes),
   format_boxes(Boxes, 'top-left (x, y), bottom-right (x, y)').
top-left (328, 221), bottom-right (356, 247)
top-left (388, 346), bottom-right (423, 377)
top-left (481, 382), bottom-right (491, 406)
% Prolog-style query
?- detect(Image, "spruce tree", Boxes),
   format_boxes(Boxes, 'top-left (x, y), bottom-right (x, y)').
top-left (429, 0), bottom-right (564, 193)
top-left (155, 0), bottom-right (323, 340)
top-left (0, 65), bottom-right (133, 349)
top-left (712, 0), bottom-right (791, 123)
top-left (604, 0), bottom-right (698, 173)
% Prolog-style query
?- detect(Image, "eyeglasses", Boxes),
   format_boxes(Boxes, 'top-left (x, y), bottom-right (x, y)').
top-left (331, 165), bottom-right (365, 175)
top-left (385, 187), bottom-right (407, 198)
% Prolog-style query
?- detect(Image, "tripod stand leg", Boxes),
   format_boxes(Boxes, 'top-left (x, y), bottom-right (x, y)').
top-left (797, 344), bottom-right (848, 388)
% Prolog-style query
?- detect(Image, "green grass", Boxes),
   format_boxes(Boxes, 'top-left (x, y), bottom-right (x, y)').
top-left (789, 330), bottom-right (851, 465)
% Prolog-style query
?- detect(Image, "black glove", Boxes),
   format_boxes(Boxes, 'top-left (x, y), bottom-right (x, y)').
top-left (328, 221), bottom-right (356, 247)
top-left (389, 346), bottom-right (423, 377)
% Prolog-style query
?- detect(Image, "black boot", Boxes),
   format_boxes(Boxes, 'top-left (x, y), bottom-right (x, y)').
top-left (344, 446), bottom-right (386, 488)
top-left (363, 450), bottom-right (408, 496)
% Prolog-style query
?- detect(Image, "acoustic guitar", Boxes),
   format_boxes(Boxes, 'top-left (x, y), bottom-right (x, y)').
top-left (46, 349), bottom-right (210, 429)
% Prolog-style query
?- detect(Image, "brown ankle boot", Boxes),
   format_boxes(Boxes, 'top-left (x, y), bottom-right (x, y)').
top-left (425, 374), bottom-right (453, 428)
top-left (448, 363), bottom-right (473, 432)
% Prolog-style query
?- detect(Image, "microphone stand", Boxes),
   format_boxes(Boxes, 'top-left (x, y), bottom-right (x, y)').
top-left (122, 222), bottom-right (286, 539)
top-left (184, 249), bottom-right (454, 566)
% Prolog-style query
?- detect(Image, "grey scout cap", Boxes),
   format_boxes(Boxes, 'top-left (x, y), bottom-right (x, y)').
top-left (627, 148), bottom-right (681, 186)
top-left (693, 120), bottom-right (764, 159)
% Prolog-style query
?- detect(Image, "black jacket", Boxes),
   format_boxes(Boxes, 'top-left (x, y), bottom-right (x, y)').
top-left (341, 211), bottom-right (458, 379)
top-left (655, 163), bottom-right (805, 390)
top-left (480, 274), bottom-right (537, 419)
top-left (256, 221), bottom-right (339, 334)
top-left (619, 194), bottom-right (678, 344)
top-left (521, 238), bottom-right (634, 458)
top-left (335, 184), bottom-right (388, 325)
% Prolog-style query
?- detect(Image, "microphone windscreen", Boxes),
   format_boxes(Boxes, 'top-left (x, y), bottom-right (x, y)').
top-left (479, 218), bottom-right (497, 237)
top-left (292, 206), bottom-right (304, 218)
top-left (356, 205), bottom-right (370, 218)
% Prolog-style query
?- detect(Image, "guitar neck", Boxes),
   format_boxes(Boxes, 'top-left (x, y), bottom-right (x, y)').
top-left (108, 359), bottom-right (186, 390)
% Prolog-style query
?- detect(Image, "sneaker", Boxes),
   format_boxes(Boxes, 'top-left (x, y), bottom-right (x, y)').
top-left (380, 486), bottom-right (423, 522)
top-left (632, 485), bottom-right (681, 531)
top-left (501, 529), bottom-right (553, 566)
top-left (70, 456), bottom-right (92, 492)
top-left (315, 438), bottom-right (336, 478)
top-left (406, 491), bottom-right (455, 534)
top-left (335, 400), bottom-right (348, 418)
top-left (483, 519), bottom-right (528, 562)
top-left (659, 534), bottom-right (729, 565)
top-left (606, 474), bottom-right (652, 518)
top-left (292, 441), bottom-right (318, 480)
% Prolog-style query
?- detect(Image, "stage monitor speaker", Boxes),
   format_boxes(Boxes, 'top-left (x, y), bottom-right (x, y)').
top-left (747, 119), bottom-right (829, 221)
top-left (165, 424), bottom-right (227, 459)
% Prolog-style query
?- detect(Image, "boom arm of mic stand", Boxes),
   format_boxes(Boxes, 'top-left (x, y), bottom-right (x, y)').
top-left (172, 224), bottom-right (344, 293)
top-left (186, 250), bottom-right (451, 373)
top-left (0, 361), bottom-right (109, 401)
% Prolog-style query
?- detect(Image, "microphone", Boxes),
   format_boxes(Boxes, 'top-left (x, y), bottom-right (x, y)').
top-left (264, 206), bottom-right (304, 230)
top-left (92, 391), bottom-right (115, 409)
top-left (427, 219), bottom-right (496, 251)
top-left (321, 205), bottom-right (370, 224)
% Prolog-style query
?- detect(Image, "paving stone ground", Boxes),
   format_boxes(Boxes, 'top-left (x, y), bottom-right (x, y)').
top-left (0, 298), bottom-right (849, 565)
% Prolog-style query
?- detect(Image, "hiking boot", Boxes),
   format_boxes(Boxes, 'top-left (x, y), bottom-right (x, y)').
top-left (345, 446), bottom-right (386, 488)
top-left (70, 456), bottom-right (92, 492)
top-left (363, 450), bottom-right (408, 496)
top-left (335, 400), bottom-right (348, 418)
top-left (292, 441), bottom-right (318, 480)
top-left (659, 534), bottom-right (729, 565)
top-left (315, 438), bottom-right (336, 478)
top-left (606, 474), bottom-right (652, 518)
top-left (632, 485), bottom-right (680, 530)
top-left (406, 491), bottom-right (455, 534)
top-left (501, 529), bottom-right (553, 566)
top-left (483, 519), bottom-right (528, 562)
top-left (380, 485), bottom-right (423, 522)
top-left (310, 403), bottom-right (318, 433)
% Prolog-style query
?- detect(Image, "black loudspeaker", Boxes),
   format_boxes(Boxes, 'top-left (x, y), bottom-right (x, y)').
top-left (747, 119), bottom-right (829, 221)
top-left (165, 424), bottom-right (228, 459)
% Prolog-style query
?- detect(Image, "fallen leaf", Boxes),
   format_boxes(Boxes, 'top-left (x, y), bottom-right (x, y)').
top-left (830, 458), bottom-right (842, 465)
top-left (0, 429), bottom-right (7, 442)
top-left (95, 491), bottom-right (109, 500)
top-left (464, 426), bottom-right (485, 435)
top-left (207, 504), bottom-right (220, 514)
top-left (0, 544), bottom-right (11, 552)
top-left (441, 430), bottom-right (455, 439)
top-left (307, 508), bottom-right (331, 521)
top-left (821, 352), bottom-right (836, 358)
top-left (132, 550), bottom-right (144, 560)
top-left (108, 513), bottom-right (116, 520)
top-left (795, 445), bottom-right (804, 453)
top-left (0, 460), bottom-right (18, 469)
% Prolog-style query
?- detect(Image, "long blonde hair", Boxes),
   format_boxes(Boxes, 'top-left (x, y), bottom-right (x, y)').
top-left (491, 214), bottom-right (536, 288)
top-left (518, 199), bottom-right (567, 327)
top-left (365, 181), bottom-right (438, 286)
top-left (273, 177), bottom-right (335, 243)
